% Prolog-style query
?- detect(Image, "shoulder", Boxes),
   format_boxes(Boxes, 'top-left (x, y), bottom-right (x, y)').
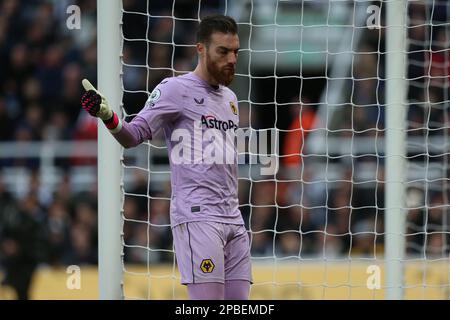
top-left (154, 76), bottom-right (186, 93)
top-left (147, 76), bottom-right (188, 104)
top-left (222, 86), bottom-right (238, 102)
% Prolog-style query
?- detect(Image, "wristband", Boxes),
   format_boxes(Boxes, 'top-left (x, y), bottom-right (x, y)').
top-left (103, 112), bottom-right (122, 133)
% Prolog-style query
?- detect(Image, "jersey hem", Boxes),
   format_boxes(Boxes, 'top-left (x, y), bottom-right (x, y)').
top-left (171, 217), bottom-right (245, 229)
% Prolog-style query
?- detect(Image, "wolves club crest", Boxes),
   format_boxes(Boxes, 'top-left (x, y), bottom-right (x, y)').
top-left (229, 101), bottom-right (237, 115)
top-left (200, 259), bottom-right (215, 273)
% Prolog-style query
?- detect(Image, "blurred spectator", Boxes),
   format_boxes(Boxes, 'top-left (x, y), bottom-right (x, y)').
top-left (351, 219), bottom-right (378, 257)
top-left (250, 232), bottom-right (271, 257)
top-left (73, 201), bottom-right (97, 235)
top-left (18, 103), bottom-right (44, 140)
top-left (277, 232), bottom-right (300, 257)
top-left (407, 3), bottom-right (429, 102)
top-left (249, 180), bottom-right (276, 233)
top-left (425, 193), bottom-right (449, 258)
top-left (123, 196), bottom-right (141, 260)
top-left (46, 199), bottom-right (71, 266)
top-left (44, 111), bottom-right (72, 141)
top-left (22, 77), bottom-right (42, 105)
top-left (63, 222), bottom-right (97, 265)
top-left (60, 62), bottom-right (83, 124)
top-left (0, 98), bottom-right (13, 141)
top-left (352, 44), bottom-right (383, 132)
top-left (127, 223), bottom-right (161, 264)
top-left (25, 169), bottom-right (53, 207)
top-left (429, 28), bottom-right (450, 95)
top-left (0, 192), bottom-right (48, 300)
top-left (317, 225), bottom-right (345, 258)
top-left (277, 206), bottom-right (317, 256)
top-left (36, 44), bottom-right (64, 103)
top-left (405, 187), bottom-right (426, 255)
top-left (281, 96), bottom-right (316, 169)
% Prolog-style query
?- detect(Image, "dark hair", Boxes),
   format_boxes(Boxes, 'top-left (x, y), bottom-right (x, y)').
top-left (196, 15), bottom-right (238, 44)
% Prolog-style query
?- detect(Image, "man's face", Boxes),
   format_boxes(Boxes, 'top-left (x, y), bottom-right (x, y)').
top-left (203, 32), bottom-right (240, 86)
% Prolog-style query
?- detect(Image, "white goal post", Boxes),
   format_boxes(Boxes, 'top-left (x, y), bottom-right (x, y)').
top-left (97, 0), bottom-right (123, 300)
top-left (385, 0), bottom-right (407, 300)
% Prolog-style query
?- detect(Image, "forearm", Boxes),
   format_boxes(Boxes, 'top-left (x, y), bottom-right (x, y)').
top-left (103, 112), bottom-right (152, 148)
top-left (81, 79), bottom-right (153, 148)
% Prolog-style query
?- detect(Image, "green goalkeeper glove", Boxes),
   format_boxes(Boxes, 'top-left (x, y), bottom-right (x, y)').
top-left (81, 79), bottom-right (113, 121)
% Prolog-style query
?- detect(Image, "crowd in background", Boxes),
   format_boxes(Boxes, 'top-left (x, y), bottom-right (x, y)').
top-left (0, 0), bottom-right (449, 299)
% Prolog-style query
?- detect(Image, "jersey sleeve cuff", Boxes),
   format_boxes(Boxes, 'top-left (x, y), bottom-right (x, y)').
top-left (103, 112), bottom-right (123, 133)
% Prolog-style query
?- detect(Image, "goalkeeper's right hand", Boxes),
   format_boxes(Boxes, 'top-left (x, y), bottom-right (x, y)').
top-left (81, 79), bottom-right (122, 132)
top-left (81, 79), bottom-right (113, 121)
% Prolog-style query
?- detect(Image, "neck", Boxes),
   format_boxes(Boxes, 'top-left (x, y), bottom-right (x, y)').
top-left (193, 64), bottom-right (219, 87)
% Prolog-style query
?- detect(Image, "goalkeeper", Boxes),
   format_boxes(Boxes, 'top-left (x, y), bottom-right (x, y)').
top-left (81, 15), bottom-right (251, 300)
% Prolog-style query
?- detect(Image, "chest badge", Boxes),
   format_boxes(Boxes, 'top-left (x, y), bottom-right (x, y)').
top-left (194, 97), bottom-right (204, 105)
top-left (229, 101), bottom-right (238, 115)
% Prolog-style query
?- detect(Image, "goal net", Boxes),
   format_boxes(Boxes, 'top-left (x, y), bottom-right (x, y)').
top-left (114, 0), bottom-right (450, 299)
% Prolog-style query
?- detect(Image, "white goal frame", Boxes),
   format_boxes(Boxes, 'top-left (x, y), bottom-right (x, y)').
top-left (98, 0), bottom-right (123, 300)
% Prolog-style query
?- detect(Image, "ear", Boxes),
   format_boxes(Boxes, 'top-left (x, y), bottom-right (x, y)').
top-left (196, 42), bottom-right (204, 56)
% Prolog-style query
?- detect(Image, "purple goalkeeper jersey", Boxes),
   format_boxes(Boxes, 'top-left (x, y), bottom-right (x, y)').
top-left (119, 72), bottom-right (244, 227)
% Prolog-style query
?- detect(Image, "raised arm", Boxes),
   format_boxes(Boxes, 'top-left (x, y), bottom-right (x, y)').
top-left (80, 79), bottom-right (153, 148)
top-left (80, 78), bottom-right (182, 148)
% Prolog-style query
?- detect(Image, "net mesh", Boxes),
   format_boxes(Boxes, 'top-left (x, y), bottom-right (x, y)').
top-left (119, 0), bottom-right (450, 299)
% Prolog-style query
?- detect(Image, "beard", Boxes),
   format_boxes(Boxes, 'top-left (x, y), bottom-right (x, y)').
top-left (205, 53), bottom-right (235, 86)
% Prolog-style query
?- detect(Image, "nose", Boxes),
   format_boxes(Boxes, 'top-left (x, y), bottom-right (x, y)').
top-left (227, 52), bottom-right (237, 66)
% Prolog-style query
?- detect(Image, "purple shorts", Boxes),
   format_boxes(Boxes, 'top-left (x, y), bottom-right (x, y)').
top-left (172, 221), bottom-right (252, 285)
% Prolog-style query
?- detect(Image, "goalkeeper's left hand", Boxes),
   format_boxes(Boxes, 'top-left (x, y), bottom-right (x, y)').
top-left (80, 79), bottom-right (113, 121)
